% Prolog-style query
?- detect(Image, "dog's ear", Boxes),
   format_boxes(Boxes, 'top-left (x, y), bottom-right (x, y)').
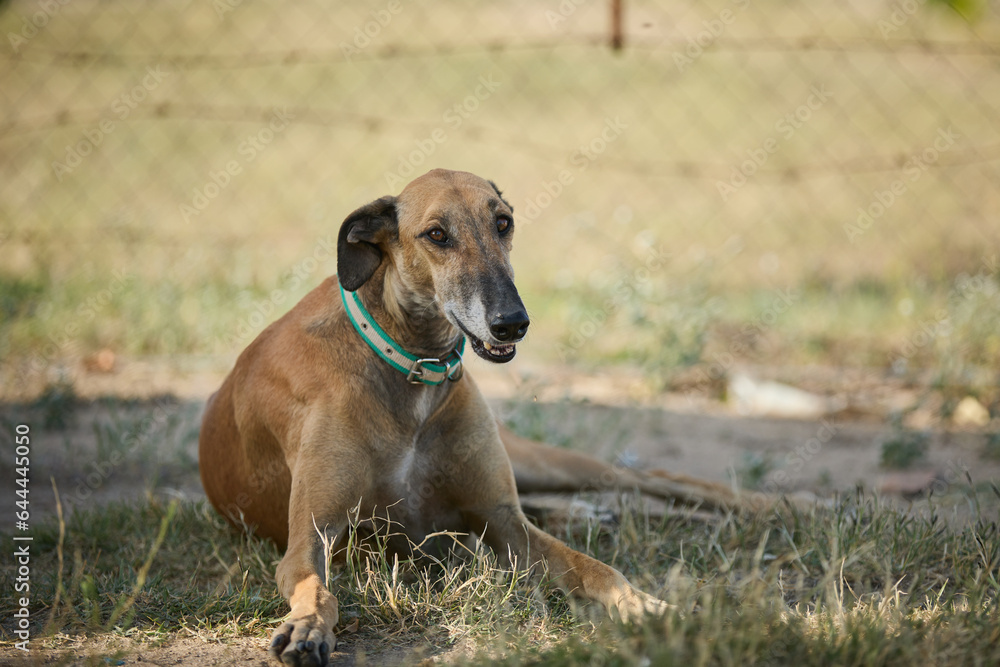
top-left (337, 195), bottom-right (398, 291)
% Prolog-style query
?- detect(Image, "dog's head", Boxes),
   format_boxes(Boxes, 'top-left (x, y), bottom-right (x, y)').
top-left (337, 169), bottom-right (528, 363)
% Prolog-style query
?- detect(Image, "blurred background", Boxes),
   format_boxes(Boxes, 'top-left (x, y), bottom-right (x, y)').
top-left (1, 0), bottom-right (999, 437)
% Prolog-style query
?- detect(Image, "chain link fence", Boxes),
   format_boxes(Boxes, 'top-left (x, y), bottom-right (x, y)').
top-left (1, 0), bottom-right (999, 399)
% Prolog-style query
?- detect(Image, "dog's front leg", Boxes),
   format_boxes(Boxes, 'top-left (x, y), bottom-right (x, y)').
top-left (478, 506), bottom-right (670, 622)
top-left (269, 454), bottom-right (364, 666)
top-left (440, 388), bottom-right (668, 622)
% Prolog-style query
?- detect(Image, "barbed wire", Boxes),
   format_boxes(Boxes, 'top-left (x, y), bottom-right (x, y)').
top-left (4, 35), bottom-right (999, 71)
top-left (4, 101), bottom-right (998, 182)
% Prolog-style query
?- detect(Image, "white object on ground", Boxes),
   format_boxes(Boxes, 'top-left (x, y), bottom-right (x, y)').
top-left (728, 373), bottom-right (839, 419)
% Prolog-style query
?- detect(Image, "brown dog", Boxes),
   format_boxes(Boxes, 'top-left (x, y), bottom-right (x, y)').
top-left (199, 169), bottom-right (754, 666)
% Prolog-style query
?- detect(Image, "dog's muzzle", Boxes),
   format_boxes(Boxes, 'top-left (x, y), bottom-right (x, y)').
top-left (457, 309), bottom-right (528, 364)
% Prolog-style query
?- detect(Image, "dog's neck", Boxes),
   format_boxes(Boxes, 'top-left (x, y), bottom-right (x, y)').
top-left (353, 266), bottom-right (461, 360)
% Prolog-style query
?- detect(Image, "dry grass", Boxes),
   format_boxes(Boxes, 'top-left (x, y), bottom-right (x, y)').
top-left (1, 475), bottom-right (997, 665)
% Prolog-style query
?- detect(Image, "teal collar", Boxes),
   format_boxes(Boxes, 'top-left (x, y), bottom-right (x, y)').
top-left (339, 280), bottom-right (465, 386)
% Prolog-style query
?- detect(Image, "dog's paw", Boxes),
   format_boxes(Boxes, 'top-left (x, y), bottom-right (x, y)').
top-left (268, 616), bottom-right (336, 666)
top-left (614, 587), bottom-right (672, 623)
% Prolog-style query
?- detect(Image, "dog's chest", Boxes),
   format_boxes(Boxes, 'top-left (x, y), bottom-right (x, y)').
top-left (372, 445), bottom-right (464, 534)
top-left (364, 385), bottom-right (473, 538)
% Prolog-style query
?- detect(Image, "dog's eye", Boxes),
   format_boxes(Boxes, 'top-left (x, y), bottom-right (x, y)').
top-left (426, 228), bottom-right (449, 245)
top-left (496, 216), bottom-right (512, 235)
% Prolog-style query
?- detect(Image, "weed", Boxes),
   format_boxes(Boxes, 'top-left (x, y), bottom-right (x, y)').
top-left (733, 451), bottom-right (774, 490)
top-left (0, 274), bottom-right (46, 322)
top-left (500, 396), bottom-right (573, 447)
top-left (91, 397), bottom-right (179, 469)
top-left (499, 399), bottom-right (637, 461)
top-left (984, 432), bottom-right (1000, 461)
top-left (32, 378), bottom-right (78, 431)
top-left (880, 430), bottom-right (930, 469)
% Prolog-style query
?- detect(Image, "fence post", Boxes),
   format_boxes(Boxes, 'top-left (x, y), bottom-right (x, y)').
top-left (610, 0), bottom-right (624, 51)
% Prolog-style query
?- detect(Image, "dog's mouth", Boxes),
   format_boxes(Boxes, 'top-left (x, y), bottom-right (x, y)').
top-left (451, 316), bottom-right (518, 363)
top-left (468, 334), bottom-right (517, 363)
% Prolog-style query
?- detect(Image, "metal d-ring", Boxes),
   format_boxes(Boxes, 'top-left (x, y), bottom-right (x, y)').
top-left (445, 348), bottom-right (464, 382)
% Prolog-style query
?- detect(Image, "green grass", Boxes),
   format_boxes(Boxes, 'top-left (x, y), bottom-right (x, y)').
top-left (1, 487), bottom-right (998, 665)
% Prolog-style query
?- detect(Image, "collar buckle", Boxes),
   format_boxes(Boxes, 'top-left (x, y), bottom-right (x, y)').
top-left (406, 348), bottom-right (464, 385)
top-left (407, 358), bottom-right (438, 385)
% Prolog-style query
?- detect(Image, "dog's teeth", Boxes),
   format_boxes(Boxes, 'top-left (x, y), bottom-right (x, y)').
top-left (483, 342), bottom-right (492, 350)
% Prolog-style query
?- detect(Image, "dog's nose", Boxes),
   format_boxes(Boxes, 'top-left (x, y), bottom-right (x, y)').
top-left (490, 310), bottom-right (530, 342)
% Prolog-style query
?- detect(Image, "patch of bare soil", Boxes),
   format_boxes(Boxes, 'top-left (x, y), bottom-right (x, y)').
top-left (4, 353), bottom-right (998, 526)
top-left (0, 635), bottom-right (448, 666)
top-left (0, 636), bottom-right (266, 666)
top-left (8, 396), bottom-right (995, 526)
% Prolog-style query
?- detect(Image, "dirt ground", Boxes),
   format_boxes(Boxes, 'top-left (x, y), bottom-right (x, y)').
top-left (0, 634), bottom-right (444, 666)
top-left (2, 354), bottom-right (998, 665)
top-left (8, 354), bottom-right (998, 519)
